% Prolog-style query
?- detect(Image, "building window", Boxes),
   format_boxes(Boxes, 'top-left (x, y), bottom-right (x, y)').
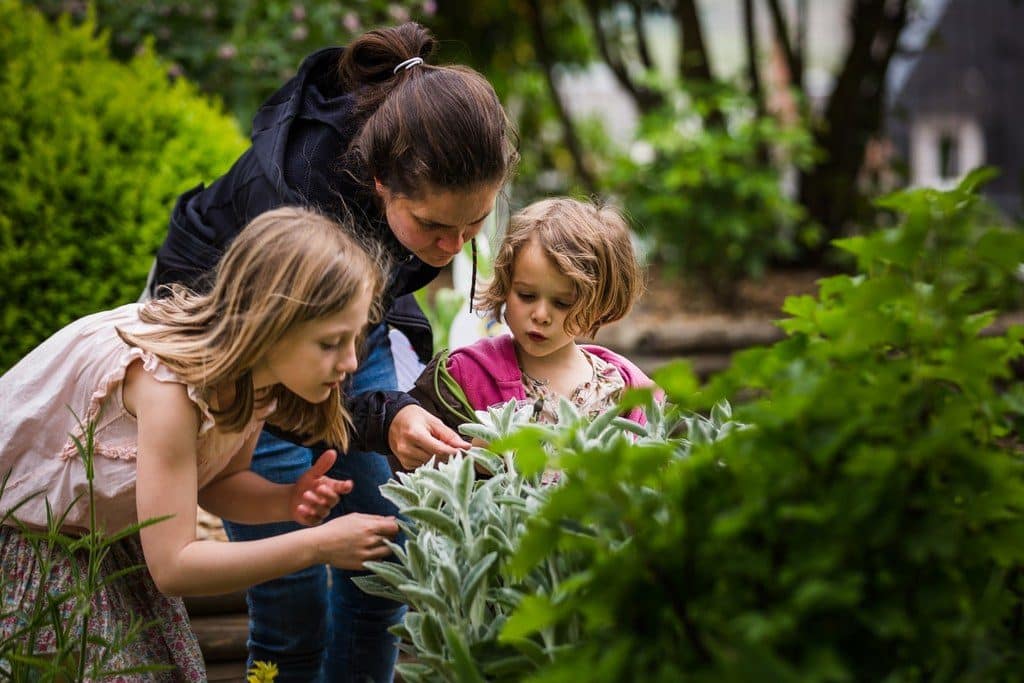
top-left (910, 115), bottom-right (984, 189)
top-left (937, 132), bottom-right (960, 181)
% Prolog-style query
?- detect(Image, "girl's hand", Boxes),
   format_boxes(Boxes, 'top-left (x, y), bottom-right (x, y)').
top-left (315, 513), bottom-right (400, 569)
top-left (290, 450), bottom-right (353, 526)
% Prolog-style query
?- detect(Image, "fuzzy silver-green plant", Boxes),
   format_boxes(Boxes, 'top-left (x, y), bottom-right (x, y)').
top-left (354, 396), bottom-right (744, 682)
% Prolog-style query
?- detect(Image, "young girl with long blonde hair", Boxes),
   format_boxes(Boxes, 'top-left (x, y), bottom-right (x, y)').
top-left (0, 206), bottom-right (399, 680)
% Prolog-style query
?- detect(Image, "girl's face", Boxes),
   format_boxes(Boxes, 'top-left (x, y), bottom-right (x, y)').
top-left (254, 284), bottom-right (373, 403)
top-left (376, 180), bottom-right (502, 267)
top-left (504, 239), bottom-right (579, 360)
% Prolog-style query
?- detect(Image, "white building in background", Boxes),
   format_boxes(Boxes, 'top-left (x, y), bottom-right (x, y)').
top-left (887, 0), bottom-right (1023, 215)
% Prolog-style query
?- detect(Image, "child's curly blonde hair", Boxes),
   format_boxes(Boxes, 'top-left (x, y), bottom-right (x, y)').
top-left (476, 197), bottom-right (644, 338)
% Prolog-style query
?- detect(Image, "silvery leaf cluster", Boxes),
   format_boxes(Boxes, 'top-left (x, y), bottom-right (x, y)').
top-left (352, 396), bottom-right (745, 681)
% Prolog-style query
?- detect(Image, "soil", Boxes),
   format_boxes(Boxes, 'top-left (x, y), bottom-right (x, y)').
top-left (635, 265), bottom-right (830, 319)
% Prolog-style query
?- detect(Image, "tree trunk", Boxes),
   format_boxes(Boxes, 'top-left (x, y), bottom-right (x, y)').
top-left (743, 0), bottom-right (765, 116)
top-left (673, 0), bottom-right (715, 83)
top-left (523, 0), bottom-right (599, 193)
top-left (799, 0), bottom-right (909, 248)
top-left (583, 0), bottom-right (663, 112)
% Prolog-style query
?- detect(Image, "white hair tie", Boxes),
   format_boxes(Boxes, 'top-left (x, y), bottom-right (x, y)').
top-left (393, 57), bottom-right (424, 74)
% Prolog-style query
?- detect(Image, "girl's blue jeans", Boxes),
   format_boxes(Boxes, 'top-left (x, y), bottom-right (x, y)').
top-left (222, 324), bottom-right (405, 683)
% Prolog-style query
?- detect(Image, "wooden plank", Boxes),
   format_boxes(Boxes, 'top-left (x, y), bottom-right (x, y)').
top-left (189, 613), bottom-right (249, 662)
top-left (184, 590), bottom-right (248, 617)
top-left (205, 659), bottom-right (249, 681)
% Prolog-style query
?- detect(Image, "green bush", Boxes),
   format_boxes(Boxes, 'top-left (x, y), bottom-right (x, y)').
top-left (506, 168), bottom-right (1024, 681)
top-left (359, 169), bottom-right (1024, 682)
top-left (0, 0), bottom-right (246, 372)
top-left (609, 84), bottom-right (818, 304)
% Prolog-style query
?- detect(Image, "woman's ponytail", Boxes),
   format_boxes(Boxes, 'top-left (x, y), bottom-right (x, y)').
top-left (342, 23), bottom-right (519, 197)
top-left (337, 22), bottom-right (435, 116)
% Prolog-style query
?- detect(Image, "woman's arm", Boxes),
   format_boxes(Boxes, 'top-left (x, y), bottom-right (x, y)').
top-left (127, 364), bottom-right (398, 596)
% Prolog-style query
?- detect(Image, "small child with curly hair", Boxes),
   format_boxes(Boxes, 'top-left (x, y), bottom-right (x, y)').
top-left (408, 197), bottom-right (653, 470)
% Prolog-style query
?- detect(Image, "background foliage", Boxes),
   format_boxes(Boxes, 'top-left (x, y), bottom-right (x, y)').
top-left (508, 171), bottom-right (1024, 681)
top-left (31, 0), bottom-right (436, 125)
top-left (609, 81), bottom-right (817, 302)
top-left (0, 0), bottom-right (246, 372)
top-left (361, 175), bottom-right (1024, 681)
top-left (24, 1), bottom-right (1000, 302)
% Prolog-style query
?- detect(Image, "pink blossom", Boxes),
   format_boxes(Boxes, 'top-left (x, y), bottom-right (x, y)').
top-left (388, 4), bottom-right (410, 22)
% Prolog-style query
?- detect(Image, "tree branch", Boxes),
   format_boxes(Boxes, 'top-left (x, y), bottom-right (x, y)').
top-left (583, 0), bottom-right (663, 112)
top-left (628, 0), bottom-right (654, 70)
top-left (673, 0), bottom-right (715, 83)
top-left (742, 0), bottom-right (765, 116)
top-left (795, 0), bottom-right (808, 83)
top-left (765, 0), bottom-right (803, 90)
top-left (523, 0), bottom-right (599, 194)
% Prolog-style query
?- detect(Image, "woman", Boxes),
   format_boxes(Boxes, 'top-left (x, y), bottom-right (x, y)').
top-left (149, 22), bottom-right (518, 683)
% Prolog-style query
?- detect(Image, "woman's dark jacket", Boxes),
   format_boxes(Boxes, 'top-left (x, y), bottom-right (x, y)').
top-left (150, 47), bottom-right (438, 455)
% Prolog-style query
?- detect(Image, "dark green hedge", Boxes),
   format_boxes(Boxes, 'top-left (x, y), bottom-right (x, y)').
top-left (510, 170), bottom-right (1024, 681)
top-left (0, 1), bottom-right (246, 372)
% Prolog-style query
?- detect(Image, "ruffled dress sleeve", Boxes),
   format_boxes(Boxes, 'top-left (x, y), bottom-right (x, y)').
top-left (0, 304), bottom-right (233, 534)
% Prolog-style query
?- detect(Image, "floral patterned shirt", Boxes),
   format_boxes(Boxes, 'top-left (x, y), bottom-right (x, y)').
top-left (520, 348), bottom-right (625, 485)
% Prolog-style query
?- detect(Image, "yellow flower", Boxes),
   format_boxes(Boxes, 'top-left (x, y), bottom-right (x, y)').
top-left (246, 660), bottom-right (279, 682)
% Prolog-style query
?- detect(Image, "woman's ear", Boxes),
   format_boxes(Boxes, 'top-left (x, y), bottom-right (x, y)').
top-left (373, 177), bottom-right (387, 198)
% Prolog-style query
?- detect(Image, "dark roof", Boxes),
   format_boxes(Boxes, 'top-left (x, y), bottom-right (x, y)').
top-left (889, 0), bottom-right (1024, 215)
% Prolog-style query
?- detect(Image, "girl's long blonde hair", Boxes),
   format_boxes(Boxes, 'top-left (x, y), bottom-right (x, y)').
top-left (120, 206), bottom-right (385, 449)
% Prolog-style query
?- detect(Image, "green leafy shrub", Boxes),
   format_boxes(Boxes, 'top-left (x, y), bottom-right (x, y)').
top-left (355, 396), bottom-right (742, 682)
top-left (506, 168), bottom-right (1024, 681)
top-left (0, 418), bottom-right (168, 680)
top-left (31, 0), bottom-right (435, 124)
top-left (0, 0), bottom-right (246, 372)
top-left (609, 84), bottom-right (817, 304)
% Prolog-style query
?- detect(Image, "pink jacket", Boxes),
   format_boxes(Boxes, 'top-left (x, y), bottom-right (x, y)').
top-left (445, 334), bottom-right (654, 424)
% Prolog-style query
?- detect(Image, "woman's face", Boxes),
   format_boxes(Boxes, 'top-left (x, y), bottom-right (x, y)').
top-left (376, 180), bottom-right (502, 267)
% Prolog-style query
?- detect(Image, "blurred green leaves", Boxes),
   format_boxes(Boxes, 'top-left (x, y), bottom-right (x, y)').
top-left (0, 1), bottom-right (247, 371)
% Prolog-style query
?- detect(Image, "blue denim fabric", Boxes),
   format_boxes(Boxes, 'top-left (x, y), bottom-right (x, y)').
top-left (223, 324), bottom-right (406, 683)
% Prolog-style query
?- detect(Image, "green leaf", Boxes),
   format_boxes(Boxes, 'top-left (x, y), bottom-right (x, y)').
top-left (402, 507), bottom-right (465, 542)
top-left (461, 552), bottom-right (499, 612)
top-left (444, 625), bottom-right (486, 683)
top-left (499, 594), bottom-right (558, 641)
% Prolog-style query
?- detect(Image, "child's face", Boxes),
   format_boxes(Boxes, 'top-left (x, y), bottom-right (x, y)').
top-left (504, 239), bottom-right (578, 360)
top-left (256, 284), bottom-right (373, 403)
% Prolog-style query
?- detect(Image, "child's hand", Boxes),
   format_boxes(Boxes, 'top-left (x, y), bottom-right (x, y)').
top-left (315, 513), bottom-right (400, 569)
top-left (290, 450), bottom-right (353, 526)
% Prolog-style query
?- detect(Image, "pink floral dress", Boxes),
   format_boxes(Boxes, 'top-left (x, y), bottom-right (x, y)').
top-left (1, 304), bottom-right (269, 681)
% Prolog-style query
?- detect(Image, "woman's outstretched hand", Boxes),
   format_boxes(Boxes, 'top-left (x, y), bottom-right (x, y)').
top-left (315, 513), bottom-right (400, 569)
top-left (290, 449), bottom-right (353, 526)
top-left (388, 404), bottom-right (471, 470)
